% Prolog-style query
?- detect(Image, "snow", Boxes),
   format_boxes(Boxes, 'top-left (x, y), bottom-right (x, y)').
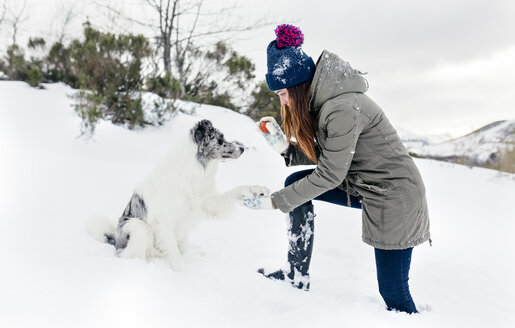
top-left (410, 120), bottom-right (515, 163)
top-left (273, 57), bottom-right (291, 76)
top-left (1, 81), bottom-right (515, 327)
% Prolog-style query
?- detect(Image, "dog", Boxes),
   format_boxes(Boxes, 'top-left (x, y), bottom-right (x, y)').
top-left (92, 119), bottom-right (247, 271)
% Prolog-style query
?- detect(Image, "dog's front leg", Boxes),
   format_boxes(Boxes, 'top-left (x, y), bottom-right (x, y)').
top-left (155, 231), bottom-right (185, 271)
top-left (164, 245), bottom-right (185, 271)
top-left (202, 185), bottom-right (249, 219)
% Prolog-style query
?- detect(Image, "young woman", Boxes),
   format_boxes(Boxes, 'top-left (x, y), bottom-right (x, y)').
top-left (240, 24), bottom-right (431, 314)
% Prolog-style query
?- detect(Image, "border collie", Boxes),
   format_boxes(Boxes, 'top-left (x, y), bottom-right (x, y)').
top-left (91, 119), bottom-right (247, 271)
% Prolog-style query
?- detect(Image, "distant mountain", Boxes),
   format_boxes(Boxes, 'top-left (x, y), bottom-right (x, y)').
top-left (397, 127), bottom-right (453, 149)
top-left (407, 120), bottom-right (515, 173)
top-left (396, 127), bottom-right (431, 149)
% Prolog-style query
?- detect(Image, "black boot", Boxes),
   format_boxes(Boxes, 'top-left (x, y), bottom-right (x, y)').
top-left (258, 203), bottom-right (315, 291)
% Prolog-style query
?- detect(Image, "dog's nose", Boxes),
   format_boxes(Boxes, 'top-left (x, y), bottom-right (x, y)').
top-left (239, 147), bottom-right (245, 153)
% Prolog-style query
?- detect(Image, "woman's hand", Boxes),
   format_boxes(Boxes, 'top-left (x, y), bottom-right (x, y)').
top-left (256, 117), bottom-right (289, 154)
top-left (239, 185), bottom-right (275, 210)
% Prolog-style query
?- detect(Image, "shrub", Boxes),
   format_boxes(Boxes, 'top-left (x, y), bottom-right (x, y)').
top-left (26, 67), bottom-right (44, 87)
top-left (181, 41), bottom-right (256, 111)
top-left (65, 22), bottom-right (153, 135)
top-left (4, 44), bottom-right (28, 81)
top-left (146, 71), bottom-right (181, 99)
top-left (46, 42), bottom-right (77, 86)
top-left (72, 90), bottom-right (105, 136)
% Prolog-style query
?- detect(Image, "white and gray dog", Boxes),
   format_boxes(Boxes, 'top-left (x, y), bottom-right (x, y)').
top-left (91, 119), bottom-right (251, 271)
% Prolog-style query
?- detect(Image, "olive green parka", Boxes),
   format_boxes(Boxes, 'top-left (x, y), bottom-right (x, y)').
top-left (270, 50), bottom-right (431, 250)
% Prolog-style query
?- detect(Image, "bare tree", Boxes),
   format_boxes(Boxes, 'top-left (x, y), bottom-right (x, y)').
top-left (149, 1), bottom-right (260, 74)
top-left (99, 0), bottom-right (269, 97)
top-left (0, 1), bottom-right (7, 32)
top-left (89, 0), bottom-right (135, 35)
top-left (147, 0), bottom-right (272, 98)
top-left (54, 0), bottom-right (79, 44)
top-left (6, 0), bottom-right (27, 45)
top-left (145, 0), bottom-right (179, 73)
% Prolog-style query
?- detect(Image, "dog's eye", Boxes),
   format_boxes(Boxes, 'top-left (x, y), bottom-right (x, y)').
top-left (218, 139), bottom-right (223, 145)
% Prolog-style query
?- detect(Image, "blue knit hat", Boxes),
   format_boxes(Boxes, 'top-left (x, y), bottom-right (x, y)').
top-left (265, 24), bottom-right (316, 91)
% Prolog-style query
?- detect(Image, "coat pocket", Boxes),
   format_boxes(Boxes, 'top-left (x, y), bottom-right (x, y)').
top-left (354, 174), bottom-right (390, 195)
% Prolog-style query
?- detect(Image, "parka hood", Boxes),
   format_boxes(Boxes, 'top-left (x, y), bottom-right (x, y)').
top-left (310, 50), bottom-right (369, 113)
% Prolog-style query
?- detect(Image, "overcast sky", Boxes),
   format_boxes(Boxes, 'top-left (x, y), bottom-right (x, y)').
top-left (3, 0), bottom-right (515, 137)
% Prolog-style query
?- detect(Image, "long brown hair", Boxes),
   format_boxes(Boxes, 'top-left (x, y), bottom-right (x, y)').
top-left (281, 81), bottom-right (317, 163)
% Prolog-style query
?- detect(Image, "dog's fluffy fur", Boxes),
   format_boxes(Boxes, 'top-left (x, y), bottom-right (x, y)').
top-left (91, 120), bottom-right (246, 271)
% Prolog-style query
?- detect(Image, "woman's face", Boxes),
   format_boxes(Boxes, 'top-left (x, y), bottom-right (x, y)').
top-left (275, 88), bottom-right (290, 107)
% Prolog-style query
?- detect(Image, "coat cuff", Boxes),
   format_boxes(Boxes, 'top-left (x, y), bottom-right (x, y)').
top-left (271, 191), bottom-right (293, 213)
top-left (270, 197), bottom-right (278, 209)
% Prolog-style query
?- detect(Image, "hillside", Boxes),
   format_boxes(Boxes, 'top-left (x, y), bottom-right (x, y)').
top-left (407, 120), bottom-right (515, 173)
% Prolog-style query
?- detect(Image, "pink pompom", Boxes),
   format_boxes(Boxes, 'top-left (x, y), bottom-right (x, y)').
top-left (275, 24), bottom-right (304, 48)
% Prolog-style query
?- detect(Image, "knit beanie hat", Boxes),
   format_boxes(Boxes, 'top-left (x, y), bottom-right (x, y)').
top-left (265, 24), bottom-right (316, 91)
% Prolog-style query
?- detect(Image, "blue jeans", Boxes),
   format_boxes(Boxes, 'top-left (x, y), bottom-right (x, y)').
top-left (285, 169), bottom-right (418, 314)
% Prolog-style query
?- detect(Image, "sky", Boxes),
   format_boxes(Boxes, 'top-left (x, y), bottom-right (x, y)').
top-left (2, 0), bottom-right (515, 137)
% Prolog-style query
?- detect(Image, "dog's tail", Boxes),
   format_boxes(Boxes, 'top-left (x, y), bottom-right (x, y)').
top-left (87, 215), bottom-right (117, 244)
top-left (116, 218), bottom-right (158, 260)
top-left (87, 216), bottom-right (157, 260)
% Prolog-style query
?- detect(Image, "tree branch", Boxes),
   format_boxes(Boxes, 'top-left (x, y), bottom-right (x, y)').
top-left (6, 0), bottom-right (28, 45)
top-left (0, 1), bottom-right (6, 29)
top-left (182, 0), bottom-right (202, 61)
top-left (55, 0), bottom-right (79, 44)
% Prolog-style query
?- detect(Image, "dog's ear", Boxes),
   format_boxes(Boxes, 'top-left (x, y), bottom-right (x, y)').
top-left (191, 120), bottom-right (214, 168)
top-left (192, 119), bottom-right (213, 144)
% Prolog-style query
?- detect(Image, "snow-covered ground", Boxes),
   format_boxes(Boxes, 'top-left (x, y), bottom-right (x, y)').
top-left (1, 81), bottom-right (515, 328)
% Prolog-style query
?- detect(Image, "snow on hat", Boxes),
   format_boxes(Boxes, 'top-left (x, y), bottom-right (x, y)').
top-left (265, 24), bottom-right (316, 91)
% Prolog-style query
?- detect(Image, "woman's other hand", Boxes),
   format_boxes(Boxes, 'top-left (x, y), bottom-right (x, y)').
top-left (256, 117), bottom-right (289, 154)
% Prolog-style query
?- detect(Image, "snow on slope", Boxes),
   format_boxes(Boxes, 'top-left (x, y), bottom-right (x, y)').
top-left (1, 81), bottom-right (515, 328)
top-left (410, 120), bottom-right (515, 165)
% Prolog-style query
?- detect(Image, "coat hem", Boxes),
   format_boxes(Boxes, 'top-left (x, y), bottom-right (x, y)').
top-left (362, 232), bottom-right (431, 250)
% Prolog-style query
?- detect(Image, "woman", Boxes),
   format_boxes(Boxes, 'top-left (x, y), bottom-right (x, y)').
top-left (240, 24), bottom-right (431, 314)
